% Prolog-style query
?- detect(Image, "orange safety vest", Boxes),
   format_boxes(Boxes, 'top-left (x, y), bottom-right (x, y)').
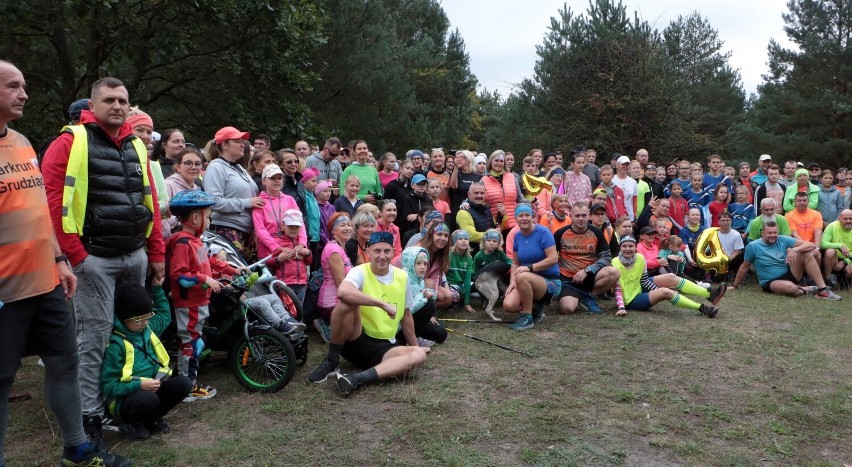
top-left (0, 130), bottom-right (59, 303)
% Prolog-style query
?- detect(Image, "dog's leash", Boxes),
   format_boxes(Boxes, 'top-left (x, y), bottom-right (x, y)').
top-left (443, 326), bottom-right (535, 358)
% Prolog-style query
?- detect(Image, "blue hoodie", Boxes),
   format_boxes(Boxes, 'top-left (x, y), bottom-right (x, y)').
top-left (401, 246), bottom-right (430, 313)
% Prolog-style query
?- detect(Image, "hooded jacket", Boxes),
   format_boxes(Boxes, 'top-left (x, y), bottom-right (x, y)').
top-left (101, 286), bottom-right (171, 419)
top-left (817, 184), bottom-right (844, 225)
top-left (252, 191), bottom-right (307, 259)
top-left (401, 246), bottom-right (430, 314)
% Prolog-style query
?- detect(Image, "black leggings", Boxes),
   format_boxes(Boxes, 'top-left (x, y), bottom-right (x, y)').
top-left (119, 375), bottom-right (193, 424)
top-left (397, 301), bottom-right (447, 343)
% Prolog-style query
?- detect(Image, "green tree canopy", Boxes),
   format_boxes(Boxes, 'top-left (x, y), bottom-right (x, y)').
top-left (731, 0), bottom-right (852, 167)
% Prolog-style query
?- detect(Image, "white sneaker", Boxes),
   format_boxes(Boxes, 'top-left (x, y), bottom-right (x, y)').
top-left (696, 281), bottom-right (712, 290)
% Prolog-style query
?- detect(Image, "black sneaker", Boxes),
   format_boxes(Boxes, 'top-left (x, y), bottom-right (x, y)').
top-left (307, 358), bottom-right (339, 383)
top-left (100, 415), bottom-right (119, 433)
top-left (60, 449), bottom-right (132, 467)
top-left (119, 422), bottom-right (150, 441)
top-left (699, 304), bottom-right (718, 319)
top-left (144, 417), bottom-right (170, 435)
top-left (83, 415), bottom-right (108, 452)
top-left (335, 373), bottom-right (356, 397)
top-left (709, 282), bottom-right (727, 305)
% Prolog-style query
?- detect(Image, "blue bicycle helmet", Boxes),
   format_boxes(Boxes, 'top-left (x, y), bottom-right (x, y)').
top-left (169, 190), bottom-right (216, 218)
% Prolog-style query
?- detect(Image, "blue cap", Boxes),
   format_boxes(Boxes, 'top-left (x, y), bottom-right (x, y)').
top-left (68, 98), bottom-right (90, 122)
top-left (366, 231), bottom-right (395, 247)
top-left (412, 174), bottom-right (427, 184)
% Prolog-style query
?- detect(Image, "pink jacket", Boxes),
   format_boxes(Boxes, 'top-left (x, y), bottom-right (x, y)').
top-left (252, 191), bottom-right (307, 259)
top-left (264, 232), bottom-right (312, 285)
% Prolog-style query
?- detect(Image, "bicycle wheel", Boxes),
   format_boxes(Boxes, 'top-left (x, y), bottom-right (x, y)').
top-left (230, 328), bottom-right (296, 393)
top-left (275, 282), bottom-right (304, 322)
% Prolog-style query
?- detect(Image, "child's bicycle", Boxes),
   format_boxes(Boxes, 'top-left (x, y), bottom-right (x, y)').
top-left (201, 249), bottom-right (308, 393)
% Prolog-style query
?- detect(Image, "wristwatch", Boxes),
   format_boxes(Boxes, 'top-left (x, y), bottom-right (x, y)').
top-left (55, 255), bottom-right (67, 263)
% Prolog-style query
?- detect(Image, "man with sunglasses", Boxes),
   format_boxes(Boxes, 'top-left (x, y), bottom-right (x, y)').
top-left (305, 137), bottom-right (343, 194)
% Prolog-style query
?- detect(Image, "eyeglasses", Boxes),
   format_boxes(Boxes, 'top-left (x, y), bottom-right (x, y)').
top-left (284, 160), bottom-right (299, 164)
top-left (182, 161), bottom-right (203, 168)
top-left (128, 312), bottom-right (155, 323)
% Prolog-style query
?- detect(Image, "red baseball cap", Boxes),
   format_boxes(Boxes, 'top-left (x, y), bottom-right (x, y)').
top-left (214, 126), bottom-right (250, 144)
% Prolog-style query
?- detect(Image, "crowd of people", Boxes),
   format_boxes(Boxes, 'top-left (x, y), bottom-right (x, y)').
top-left (2, 61), bottom-right (851, 466)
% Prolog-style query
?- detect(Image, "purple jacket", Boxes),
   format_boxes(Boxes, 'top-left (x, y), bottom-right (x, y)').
top-left (318, 201), bottom-right (336, 247)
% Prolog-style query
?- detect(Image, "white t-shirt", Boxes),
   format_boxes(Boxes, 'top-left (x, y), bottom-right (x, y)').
top-left (612, 174), bottom-right (638, 220)
top-left (344, 266), bottom-right (414, 310)
top-left (717, 229), bottom-right (744, 256)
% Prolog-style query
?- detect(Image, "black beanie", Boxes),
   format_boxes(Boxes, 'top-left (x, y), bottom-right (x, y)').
top-left (114, 285), bottom-right (153, 322)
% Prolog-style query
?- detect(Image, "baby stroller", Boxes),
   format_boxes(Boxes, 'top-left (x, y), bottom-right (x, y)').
top-left (200, 231), bottom-right (308, 393)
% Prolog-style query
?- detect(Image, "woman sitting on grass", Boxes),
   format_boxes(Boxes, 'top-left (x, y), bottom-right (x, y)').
top-left (611, 235), bottom-right (727, 318)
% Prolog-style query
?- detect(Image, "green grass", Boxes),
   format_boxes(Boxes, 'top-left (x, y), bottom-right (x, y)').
top-left (4, 284), bottom-right (851, 466)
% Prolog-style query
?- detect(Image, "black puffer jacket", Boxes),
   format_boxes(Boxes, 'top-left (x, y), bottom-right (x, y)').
top-left (81, 124), bottom-right (152, 257)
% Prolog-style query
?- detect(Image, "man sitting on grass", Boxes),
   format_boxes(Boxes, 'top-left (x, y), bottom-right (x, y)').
top-left (731, 222), bottom-right (841, 300)
top-left (821, 209), bottom-right (852, 287)
top-left (307, 231), bottom-right (429, 397)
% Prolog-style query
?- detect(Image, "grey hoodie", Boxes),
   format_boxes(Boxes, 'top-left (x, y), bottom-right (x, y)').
top-left (203, 158), bottom-right (259, 233)
top-left (817, 184), bottom-right (845, 225)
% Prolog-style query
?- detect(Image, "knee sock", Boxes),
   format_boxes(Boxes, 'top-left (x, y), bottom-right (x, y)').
top-left (42, 354), bottom-right (88, 448)
top-left (674, 278), bottom-right (710, 298)
top-left (326, 343), bottom-right (342, 365)
top-left (669, 293), bottom-right (701, 310)
top-left (351, 368), bottom-right (378, 387)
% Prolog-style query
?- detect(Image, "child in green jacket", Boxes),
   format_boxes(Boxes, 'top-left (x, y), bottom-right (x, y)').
top-left (447, 230), bottom-right (476, 312)
top-left (101, 279), bottom-right (192, 441)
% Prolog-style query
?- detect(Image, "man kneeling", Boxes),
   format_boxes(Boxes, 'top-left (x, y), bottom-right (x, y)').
top-left (307, 232), bottom-right (429, 397)
top-left (732, 222), bottom-right (841, 300)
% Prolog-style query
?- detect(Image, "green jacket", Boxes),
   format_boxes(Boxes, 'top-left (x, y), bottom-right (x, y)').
top-left (340, 163), bottom-right (382, 200)
top-left (447, 251), bottom-right (474, 304)
top-left (783, 182), bottom-right (819, 213)
top-left (102, 286), bottom-right (171, 418)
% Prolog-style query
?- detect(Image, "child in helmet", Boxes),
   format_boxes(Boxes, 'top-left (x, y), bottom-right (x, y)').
top-left (167, 190), bottom-right (221, 402)
top-left (101, 278), bottom-right (193, 440)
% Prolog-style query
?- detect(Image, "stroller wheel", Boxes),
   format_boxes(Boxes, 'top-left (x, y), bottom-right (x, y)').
top-left (229, 329), bottom-right (296, 393)
top-left (275, 283), bottom-right (304, 322)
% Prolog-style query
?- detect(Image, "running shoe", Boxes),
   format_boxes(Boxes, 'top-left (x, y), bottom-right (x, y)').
top-left (313, 318), bottom-right (331, 344)
top-left (335, 373), bottom-right (356, 398)
top-left (800, 285), bottom-right (819, 295)
top-left (509, 314), bottom-right (535, 331)
top-left (307, 358), bottom-right (339, 383)
top-left (119, 422), bottom-right (150, 441)
top-left (61, 450), bottom-right (132, 467)
top-left (579, 297), bottom-right (603, 314)
top-left (416, 337), bottom-right (435, 347)
top-left (709, 282), bottom-right (727, 305)
top-left (183, 384), bottom-right (216, 402)
top-left (816, 288), bottom-right (842, 301)
top-left (533, 312), bottom-right (546, 324)
top-left (145, 417), bottom-right (170, 434)
top-left (699, 304), bottom-right (718, 319)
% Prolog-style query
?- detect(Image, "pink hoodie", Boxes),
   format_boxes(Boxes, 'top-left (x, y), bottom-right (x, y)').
top-left (252, 191), bottom-right (307, 259)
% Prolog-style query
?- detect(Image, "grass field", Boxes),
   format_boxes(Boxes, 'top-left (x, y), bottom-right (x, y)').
top-left (4, 284), bottom-right (851, 466)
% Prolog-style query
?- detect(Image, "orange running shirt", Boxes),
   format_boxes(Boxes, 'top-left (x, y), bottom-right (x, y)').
top-left (553, 224), bottom-right (608, 279)
top-left (785, 208), bottom-right (823, 243)
top-left (0, 129), bottom-right (58, 302)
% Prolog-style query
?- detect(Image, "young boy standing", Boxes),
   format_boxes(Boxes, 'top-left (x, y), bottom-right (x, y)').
top-left (167, 190), bottom-right (222, 402)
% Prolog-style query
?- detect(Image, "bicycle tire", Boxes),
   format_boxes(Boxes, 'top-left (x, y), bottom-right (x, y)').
top-left (229, 328), bottom-right (296, 393)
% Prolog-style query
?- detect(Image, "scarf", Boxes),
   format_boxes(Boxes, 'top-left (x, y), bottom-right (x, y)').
top-left (489, 170), bottom-right (504, 178)
top-left (618, 253), bottom-right (636, 268)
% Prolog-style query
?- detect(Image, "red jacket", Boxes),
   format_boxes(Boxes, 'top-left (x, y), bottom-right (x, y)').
top-left (42, 110), bottom-right (165, 266)
top-left (167, 231), bottom-right (211, 307)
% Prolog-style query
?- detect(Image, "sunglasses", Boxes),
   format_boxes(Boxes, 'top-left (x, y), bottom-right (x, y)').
top-left (283, 160), bottom-right (299, 164)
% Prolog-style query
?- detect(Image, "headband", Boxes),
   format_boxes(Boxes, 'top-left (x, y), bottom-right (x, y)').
top-left (514, 204), bottom-right (533, 217)
top-left (332, 215), bottom-right (350, 230)
top-left (452, 230), bottom-right (470, 243)
top-left (434, 223), bottom-right (450, 234)
top-left (619, 235), bottom-right (637, 245)
top-left (366, 231), bottom-right (394, 247)
top-left (484, 230), bottom-right (501, 242)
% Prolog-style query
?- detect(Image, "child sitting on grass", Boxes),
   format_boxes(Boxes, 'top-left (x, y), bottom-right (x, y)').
top-left (102, 279), bottom-right (193, 440)
top-left (398, 246), bottom-right (447, 347)
top-left (447, 230), bottom-right (475, 313)
top-left (657, 235), bottom-right (687, 276)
